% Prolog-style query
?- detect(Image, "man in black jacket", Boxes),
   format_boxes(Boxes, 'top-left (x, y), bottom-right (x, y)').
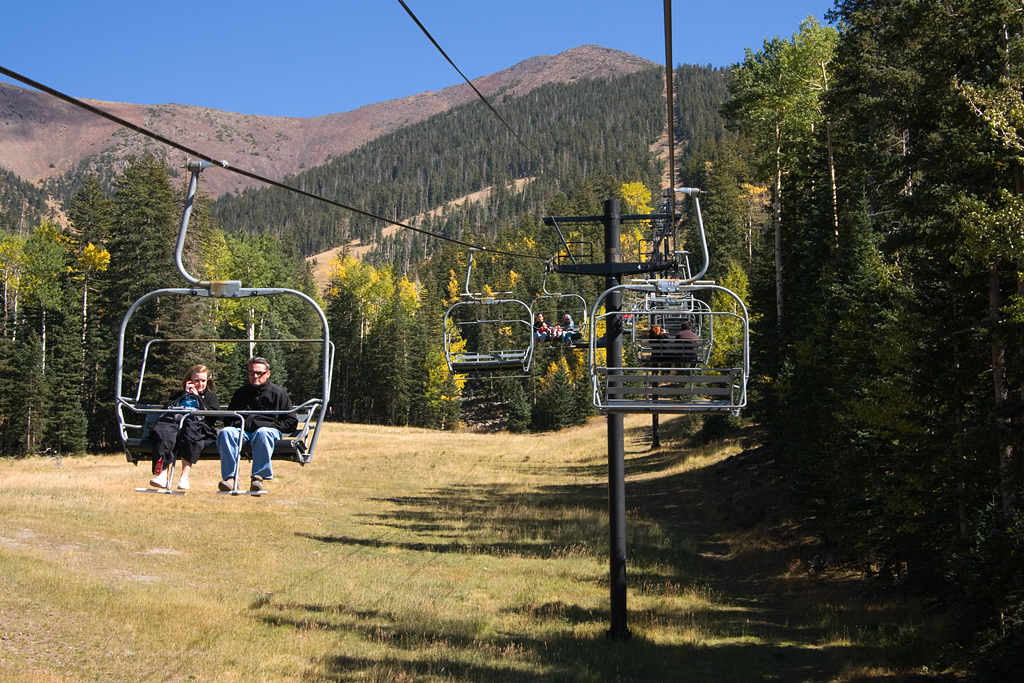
top-left (217, 357), bottom-right (297, 492)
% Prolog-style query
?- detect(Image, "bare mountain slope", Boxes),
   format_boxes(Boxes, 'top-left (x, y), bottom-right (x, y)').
top-left (0, 46), bottom-right (654, 198)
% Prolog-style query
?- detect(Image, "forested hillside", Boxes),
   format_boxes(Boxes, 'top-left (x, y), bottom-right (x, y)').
top-left (722, 5), bottom-right (1024, 678)
top-left (0, 46), bottom-right (653, 202)
top-left (211, 68), bottom-right (669, 256)
top-left (0, 167), bottom-right (55, 232)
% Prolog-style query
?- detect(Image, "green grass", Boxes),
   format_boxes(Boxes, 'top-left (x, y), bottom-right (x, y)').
top-left (0, 417), bottom-right (948, 682)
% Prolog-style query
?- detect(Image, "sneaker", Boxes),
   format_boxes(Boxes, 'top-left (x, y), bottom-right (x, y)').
top-left (218, 477), bottom-right (234, 492)
top-left (250, 476), bottom-right (266, 493)
top-left (150, 470), bottom-right (168, 488)
top-left (177, 474), bottom-right (190, 491)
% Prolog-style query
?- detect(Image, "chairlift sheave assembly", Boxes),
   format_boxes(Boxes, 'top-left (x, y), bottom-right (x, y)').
top-left (117, 161), bottom-right (334, 471)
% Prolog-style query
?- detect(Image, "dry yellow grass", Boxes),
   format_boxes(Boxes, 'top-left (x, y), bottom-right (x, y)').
top-left (0, 417), bottom-right (941, 682)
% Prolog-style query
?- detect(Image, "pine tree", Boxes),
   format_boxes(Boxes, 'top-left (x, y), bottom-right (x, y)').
top-left (506, 379), bottom-right (532, 433)
top-left (66, 174), bottom-right (114, 449)
top-left (532, 357), bottom-right (576, 432)
top-left (10, 333), bottom-right (47, 454)
top-left (106, 154), bottom-right (179, 405)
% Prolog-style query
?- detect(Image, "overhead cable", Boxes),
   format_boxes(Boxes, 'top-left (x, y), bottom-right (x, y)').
top-left (661, 0), bottom-right (678, 260)
top-left (0, 64), bottom-right (546, 261)
top-left (396, 0), bottom-right (544, 166)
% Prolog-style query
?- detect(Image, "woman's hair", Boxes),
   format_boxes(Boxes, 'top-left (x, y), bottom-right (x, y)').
top-left (182, 364), bottom-right (211, 390)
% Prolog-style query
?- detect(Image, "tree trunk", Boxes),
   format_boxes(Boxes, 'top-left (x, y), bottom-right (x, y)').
top-left (773, 155), bottom-right (784, 330)
top-left (827, 120), bottom-right (839, 240)
top-left (953, 317), bottom-right (969, 540)
top-left (40, 308), bottom-right (46, 375)
top-left (248, 308), bottom-right (256, 359)
top-left (1017, 172), bottom-right (1024, 512)
top-left (990, 259), bottom-right (1015, 523)
top-left (820, 60), bottom-right (839, 241)
top-left (80, 273), bottom-right (89, 373)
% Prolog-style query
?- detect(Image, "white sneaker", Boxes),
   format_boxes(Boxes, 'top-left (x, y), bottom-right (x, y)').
top-left (177, 475), bottom-right (190, 491)
top-left (150, 471), bottom-right (168, 488)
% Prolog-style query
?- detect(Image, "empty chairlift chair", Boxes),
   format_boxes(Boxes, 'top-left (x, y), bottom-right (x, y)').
top-left (443, 249), bottom-right (534, 376)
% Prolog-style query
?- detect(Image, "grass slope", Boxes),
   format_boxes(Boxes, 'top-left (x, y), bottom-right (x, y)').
top-left (0, 417), bottom-right (945, 682)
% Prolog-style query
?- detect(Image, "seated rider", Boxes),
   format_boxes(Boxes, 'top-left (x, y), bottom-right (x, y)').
top-left (216, 357), bottom-right (297, 493)
top-left (560, 314), bottom-right (578, 344)
top-left (533, 313), bottom-right (550, 341)
top-left (674, 320), bottom-right (700, 363)
top-left (148, 364), bottom-right (220, 491)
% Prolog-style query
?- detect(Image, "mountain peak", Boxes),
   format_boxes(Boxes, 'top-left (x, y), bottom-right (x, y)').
top-left (0, 46), bottom-right (656, 197)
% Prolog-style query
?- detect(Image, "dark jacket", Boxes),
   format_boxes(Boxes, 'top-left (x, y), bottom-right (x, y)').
top-left (227, 381), bottom-right (297, 433)
top-left (151, 388), bottom-right (221, 465)
top-left (158, 388), bottom-right (221, 426)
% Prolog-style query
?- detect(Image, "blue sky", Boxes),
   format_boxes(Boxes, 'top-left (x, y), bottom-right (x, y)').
top-left (3, 1), bottom-right (835, 118)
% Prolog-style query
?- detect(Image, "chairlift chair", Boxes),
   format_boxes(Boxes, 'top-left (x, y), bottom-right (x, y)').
top-left (443, 249), bottom-right (534, 376)
top-left (117, 161), bottom-right (334, 481)
top-left (590, 279), bottom-right (748, 415)
top-left (530, 269), bottom-right (589, 348)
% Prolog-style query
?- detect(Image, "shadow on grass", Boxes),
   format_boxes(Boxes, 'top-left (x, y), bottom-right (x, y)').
top-left (256, 595), bottom-right (895, 683)
top-left (291, 423), bottom-right (918, 682)
top-left (305, 641), bottom-right (871, 683)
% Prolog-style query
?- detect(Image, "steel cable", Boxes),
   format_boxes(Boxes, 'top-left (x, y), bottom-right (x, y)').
top-left (0, 64), bottom-right (546, 261)
top-left (396, 0), bottom-right (544, 167)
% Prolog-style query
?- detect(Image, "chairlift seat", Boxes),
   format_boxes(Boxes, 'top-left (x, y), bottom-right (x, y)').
top-left (636, 338), bottom-right (702, 365)
top-left (122, 403), bottom-right (319, 465)
top-left (447, 350), bottom-right (531, 372)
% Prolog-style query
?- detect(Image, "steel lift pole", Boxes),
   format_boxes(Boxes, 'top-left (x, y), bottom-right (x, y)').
top-left (603, 198), bottom-right (631, 641)
top-left (545, 205), bottom-right (681, 640)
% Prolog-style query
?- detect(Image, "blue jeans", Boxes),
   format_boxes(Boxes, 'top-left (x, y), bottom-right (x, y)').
top-left (218, 426), bottom-right (281, 481)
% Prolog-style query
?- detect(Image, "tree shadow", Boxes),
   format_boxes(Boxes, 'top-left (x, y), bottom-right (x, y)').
top-left (291, 430), bottom-right (917, 682)
top-left (256, 595), bottom-right (895, 683)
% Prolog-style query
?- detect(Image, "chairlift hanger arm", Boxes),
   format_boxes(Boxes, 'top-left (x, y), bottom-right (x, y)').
top-left (548, 217), bottom-right (578, 266)
top-left (543, 213), bottom-right (681, 225)
top-left (674, 187), bottom-right (711, 284)
top-left (463, 249), bottom-right (478, 297)
top-left (552, 261), bottom-right (677, 277)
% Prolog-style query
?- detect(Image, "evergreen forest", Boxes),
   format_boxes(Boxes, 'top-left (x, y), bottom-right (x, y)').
top-left (1, 2), bottom-right (1023, 675)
